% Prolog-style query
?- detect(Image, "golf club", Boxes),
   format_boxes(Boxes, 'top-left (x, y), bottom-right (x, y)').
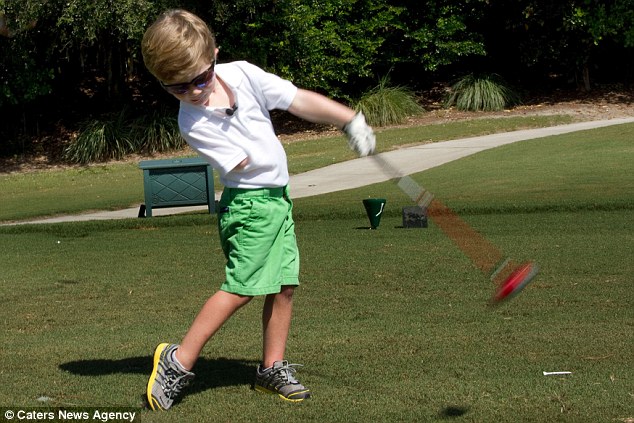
top-left (371, 152), bottom-right (538, 304)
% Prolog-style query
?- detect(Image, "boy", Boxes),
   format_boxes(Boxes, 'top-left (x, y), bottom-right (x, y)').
top-left (141, 9), bottom-right (375, 410)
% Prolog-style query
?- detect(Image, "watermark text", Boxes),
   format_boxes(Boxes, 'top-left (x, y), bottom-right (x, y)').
top-left (2, 408), bottom-right (138, 422)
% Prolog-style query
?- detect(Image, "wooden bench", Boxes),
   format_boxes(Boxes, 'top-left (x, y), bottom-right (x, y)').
top-left (138, 157), bottom-right (215, 217)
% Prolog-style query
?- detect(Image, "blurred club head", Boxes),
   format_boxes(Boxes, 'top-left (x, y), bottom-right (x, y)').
top-left (491, 261), bottom-right (539, 305)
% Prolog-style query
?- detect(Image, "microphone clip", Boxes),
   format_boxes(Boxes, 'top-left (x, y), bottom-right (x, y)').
top-left (225, 104), bottom-right (238, 116)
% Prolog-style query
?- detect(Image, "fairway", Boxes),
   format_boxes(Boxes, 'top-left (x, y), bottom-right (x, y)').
top-left (0, 124), bottom-right (632, 422)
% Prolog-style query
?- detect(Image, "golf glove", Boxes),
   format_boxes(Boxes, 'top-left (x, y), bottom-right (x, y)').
top-left (343, 112), bottom-right (376, 157)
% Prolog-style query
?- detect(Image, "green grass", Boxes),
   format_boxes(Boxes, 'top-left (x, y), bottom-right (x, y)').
top-left (1, 164), bottom-right (142, 220)
top-left (0, 114), bottom-right (574, 222)
top-left (0, 122), bottom-right (632, 422)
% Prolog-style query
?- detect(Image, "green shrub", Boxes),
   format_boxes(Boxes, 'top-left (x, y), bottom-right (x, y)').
top-left (64, 109), bottom-right (183, 164)
top-left (444, 73), bottom-right (520, 111)
top-left (64, 109), bottom-right (134, 164)
top-left (355, 75), bottom-right (423, 127)
top-left (129, 110), bottom-right (183, 154)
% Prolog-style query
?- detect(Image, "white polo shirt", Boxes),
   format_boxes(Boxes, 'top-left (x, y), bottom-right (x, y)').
top-left (178, 61), bottom-right (298, 188)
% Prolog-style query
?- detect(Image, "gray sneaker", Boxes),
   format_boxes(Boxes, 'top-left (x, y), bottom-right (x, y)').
top-left (254, 360), bottom-right (311, 402)
top-left (146, 343), bottom-right (195, 410)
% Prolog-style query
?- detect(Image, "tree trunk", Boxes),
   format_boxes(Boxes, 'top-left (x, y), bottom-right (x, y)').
top-left (582, 62), bottom-right (591, 91)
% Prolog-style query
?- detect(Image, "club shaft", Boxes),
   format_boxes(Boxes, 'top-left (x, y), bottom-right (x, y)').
top-left (372, 153), bottom-right (516, 283)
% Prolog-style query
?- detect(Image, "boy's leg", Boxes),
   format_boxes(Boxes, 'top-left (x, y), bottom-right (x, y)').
top-left (147, 290), bottom-right (251, 411)
top-left (262, 285), bottom-right (295, 367)
top-left (177, 290), bottom-right (252, 370)
top-left (261, 188), bottom-right (300, 368)
top-left (255, 285), bottom-right (310, 402)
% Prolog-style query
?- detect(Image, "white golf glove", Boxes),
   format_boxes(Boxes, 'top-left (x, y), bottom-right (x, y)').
top-left (343, 112), bottom-right (376, 157)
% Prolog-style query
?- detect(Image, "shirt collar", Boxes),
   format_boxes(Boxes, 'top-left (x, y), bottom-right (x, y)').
top-left (215, 63), bottom-right (243, 90)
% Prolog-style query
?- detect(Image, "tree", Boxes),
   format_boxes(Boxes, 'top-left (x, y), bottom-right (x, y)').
top-left (381, 0), bottom-right (487, 71)
top-left (1, 0), bottom-right (491, 106)
top-left (199, 0), bottom-right (489, 97)
top-left (0, 0), bottom-right (173, 107)
top-left (54, 0), bottom-right (158, 98)
top-left (0, 1), bottom-right (52, 106)
top-left (201, 0), bottom-right (403, 97)
top-left (482, 0), bottom-right (634, 90)
top-left (562, 0), bottom-right (634, 89)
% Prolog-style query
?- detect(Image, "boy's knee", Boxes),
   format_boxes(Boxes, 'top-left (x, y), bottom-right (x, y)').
top-left (278, 285), bottom-right (295, 301)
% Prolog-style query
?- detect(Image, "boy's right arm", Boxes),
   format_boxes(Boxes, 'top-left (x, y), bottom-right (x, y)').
top-left (287, 89), bottom-right (355, 129)
top-left (288, 89), bottom-right (376, 157)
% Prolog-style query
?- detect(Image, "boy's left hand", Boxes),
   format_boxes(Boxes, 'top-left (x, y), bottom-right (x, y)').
top-left (343, 112), bottom-right (376, 157)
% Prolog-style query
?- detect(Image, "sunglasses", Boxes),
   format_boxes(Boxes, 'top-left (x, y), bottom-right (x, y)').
top-left (161, 61), bottom-right (216, 95)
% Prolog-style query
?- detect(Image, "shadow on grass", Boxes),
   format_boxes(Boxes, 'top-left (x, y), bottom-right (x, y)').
top-left (439, 405), bottom-right (471, 418)
top-left (60, 356), bottom-right (259, 395)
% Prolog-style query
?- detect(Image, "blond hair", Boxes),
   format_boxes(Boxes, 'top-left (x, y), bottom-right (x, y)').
top-left (142, 9), bottom-right (216, 83)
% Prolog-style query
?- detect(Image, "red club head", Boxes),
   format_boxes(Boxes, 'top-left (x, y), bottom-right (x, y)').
top-left (491, 261), bottom-right (538, 304)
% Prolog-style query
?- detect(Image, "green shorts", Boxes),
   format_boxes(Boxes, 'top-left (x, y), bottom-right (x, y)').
top-left (217, 186), bottom-right (299, 296)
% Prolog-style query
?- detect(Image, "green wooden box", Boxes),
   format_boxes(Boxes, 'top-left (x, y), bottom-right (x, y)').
top-left (138, 157), bottom-right (215, 217)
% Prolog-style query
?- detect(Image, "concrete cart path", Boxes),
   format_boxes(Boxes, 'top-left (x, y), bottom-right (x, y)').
top-left (6, 117), bottom-right (633, 226)
top-left (291, 117), bottom-right (634, 197)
